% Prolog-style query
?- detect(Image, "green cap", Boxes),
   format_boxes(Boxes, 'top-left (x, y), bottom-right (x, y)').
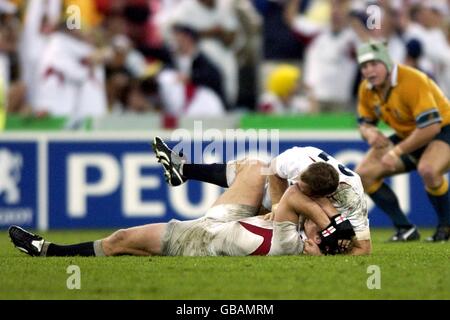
top-left (357, 41), bottom-right (393, 72)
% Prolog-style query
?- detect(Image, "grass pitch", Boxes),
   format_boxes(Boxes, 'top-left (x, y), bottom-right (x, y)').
top-left (0, 229), bottom-right (448, 300)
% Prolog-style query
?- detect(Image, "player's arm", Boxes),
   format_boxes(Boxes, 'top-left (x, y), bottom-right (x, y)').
top-left (303, 239), bottom-right (323, 256)
top-left (268, 157), bottom-right (289, 211)
top-left (274, 186), bottom-right (330, 229)
top-left (357, 83), bottom-right (390, 148)
top-left (358, 118), bottom-right (392, 149)
top-left (390, 123), bottom-right (441, 157)
top-left (393, 75), bottom-right (443, 155)
top-left (348, 239), bottom-right (371, 255)
top-left (312, 197), bottom-right (371, 255)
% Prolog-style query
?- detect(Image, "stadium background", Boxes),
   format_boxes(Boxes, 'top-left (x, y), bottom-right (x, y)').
top-left (1, 0), bottom-right (450, 231)
top-left (0, 129), bottom-right (444, 231)
top-left (1, 0), bottom-right (450, 302)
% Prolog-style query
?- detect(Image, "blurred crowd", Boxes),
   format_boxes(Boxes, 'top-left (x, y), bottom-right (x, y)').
top-left (0, 0), bottom-right (449, 121)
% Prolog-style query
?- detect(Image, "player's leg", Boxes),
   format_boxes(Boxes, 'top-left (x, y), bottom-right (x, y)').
top-left (152, 136), bottom-right (237, 188)
top-left (9, 225), bottom-right (102, 257)
top-left (180, 161), bottom-right (237, 188)
top-left (152, 136), bottom-right (187, 186)
top-left (355, 146), bottom-right (419, 241)
top-left (212, 159), bottom-right (267, 208)
top-left (417, 139), bottom-right (450, 241)
top-left (101, 223), bottom-right (167, 255)
top-left (9, 223), bottom-right (167, 257)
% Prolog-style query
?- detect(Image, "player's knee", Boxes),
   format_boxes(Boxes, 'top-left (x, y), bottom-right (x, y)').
top-left (418, 163), bottom-right (439, 184)
top-left (250, 160), bottom-right (270, 178)
top-left (111, 229), bottom-right (130, 244)
top-left (104, 229), bottom-right (129, 255)
top-left (252, 159), bottom-right (269, 170)
top-left (354, 165), bottom-right (372, 183)
top-left (238, 159), bottom-right (268, 175)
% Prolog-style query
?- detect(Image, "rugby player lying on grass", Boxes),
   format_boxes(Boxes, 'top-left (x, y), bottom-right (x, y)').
top-left (153, 137), bottom-right (372, 255)
top-left (9, 153), bottom-right (364, 257)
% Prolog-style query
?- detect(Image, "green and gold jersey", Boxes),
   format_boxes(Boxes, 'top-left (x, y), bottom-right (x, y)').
top-left (358, 64), bottom-right (450, 138)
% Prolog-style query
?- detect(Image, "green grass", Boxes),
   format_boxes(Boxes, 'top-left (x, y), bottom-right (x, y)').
top-left (0, 229), bottom-right (448, 300)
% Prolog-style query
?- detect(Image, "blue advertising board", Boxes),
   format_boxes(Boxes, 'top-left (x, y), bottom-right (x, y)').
top-left (0, 133), bottom-right (440, 230)
top-left (0, 141), bottom-right (38, 229)
top-left (47, 137), bottom-right (438, 229)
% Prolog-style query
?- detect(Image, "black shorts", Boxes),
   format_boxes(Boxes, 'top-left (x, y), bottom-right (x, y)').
top-left (389, 124), bottom-right (450, 172)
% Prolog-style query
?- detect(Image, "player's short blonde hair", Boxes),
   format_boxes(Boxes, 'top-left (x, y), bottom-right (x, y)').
top-left (266, 65), bottom-right (301, 99)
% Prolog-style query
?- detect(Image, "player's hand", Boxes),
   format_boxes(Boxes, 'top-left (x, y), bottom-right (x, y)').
top-left (303, 239), bottom-right (322, 256)
top-left (381, 150), bottom-right (399, 172)
top-left (318, 215), bottom-right (355, 255)
top-left (367, 130), bottom-right (390, 149)
top-left (263, 212), bottom-right (274, 221)
top-left (338, 239), bottom-right (352, 253)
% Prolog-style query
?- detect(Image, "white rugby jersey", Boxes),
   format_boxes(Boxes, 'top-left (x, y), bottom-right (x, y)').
top-left (266, 146), bottom-right (370, 240)
top-left (206, 206), bottom-right (304, 256)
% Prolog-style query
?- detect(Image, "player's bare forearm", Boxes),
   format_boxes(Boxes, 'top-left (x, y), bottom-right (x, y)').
top-left (394, 123), bottom-right (441, 155)
top-left (303, 239), bottom-right (323, 256)
top-left (273, 187), bottom-right (301, 224)
top-left (348, 239), bottom-right (372, 255)
top-left (359, 123), bottom-right (378, 140)
top-left (269, 174), bottom-right (289, 207)
top-left (276, 186), bottom-right (330, 229)
top-left (359, 123), bottom-right (390, 148)
top-left (312, 197), bottom-right (338, 218)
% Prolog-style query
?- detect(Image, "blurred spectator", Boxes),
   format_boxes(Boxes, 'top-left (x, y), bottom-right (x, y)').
top-left (404, 38), bottom-right (426, 72)
top-left (34, 28), bottom-right (108, 120)
top-left (285, 0), bottom-right (331, 40)
top-left (158, 70), bottom-right (225, 118)
top-left (19, 0), bottom-right (61, 108)
top-left (290, 0), bottom-right (358, 112)
top-left (3, 0), bottom-right (447, 127)
top-left (109, 34), bottom-right (147, 79)
top-left (170, 24), bottom-right (225, 104)
top-left (123, 0), bottom-right (151, 45)
top-left (157, 24), bottom-right (226, 117)
top-left (65, 0), bottom-right (103, 27)
top-left (374, 6), bottom-right (406, 63)
top-left (256, 0), bottom-right (306, 60)
top-left (104, 34), bottom-right (148, 113)
top-left (0, 76), bottom-right (5, 130)
top-left (0, 0), bottom-right (18, 96)
top-left (1, 0), bottom-right (25, 115)
top-left (233, 0), bottom-right (262, 110)
top-left (162, 0), bottom-right (239, 108)
top-left (121, 79), bottom-right (155, 114)
top-left (258, 64), bottom-right (313, 114)
top-left (348, 1), bottom-right (405, 63)
top-left (403, 0), bottom-right (450, 96)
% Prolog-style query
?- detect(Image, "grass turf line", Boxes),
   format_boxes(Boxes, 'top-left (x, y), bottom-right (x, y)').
top-left (0, 229), bottom-right (448, 300)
